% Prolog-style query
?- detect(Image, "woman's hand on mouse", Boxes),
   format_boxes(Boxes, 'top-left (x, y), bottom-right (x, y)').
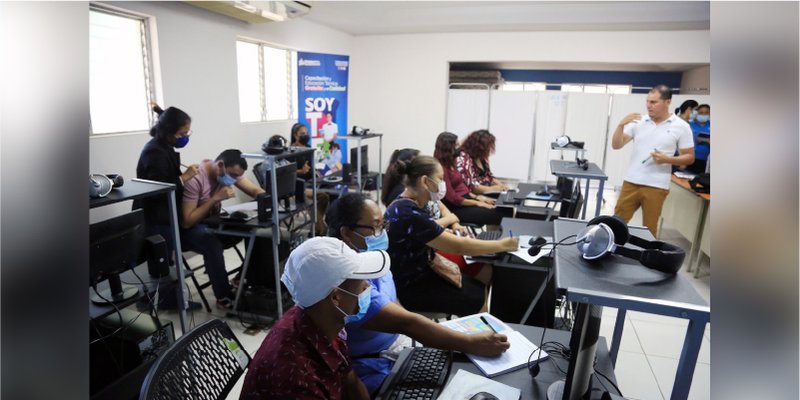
top-left (467, 331), bottom-right (510, 356)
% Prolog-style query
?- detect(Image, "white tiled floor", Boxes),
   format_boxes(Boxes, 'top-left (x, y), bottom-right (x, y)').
top-left (157, 186), bottom-right (710, 400)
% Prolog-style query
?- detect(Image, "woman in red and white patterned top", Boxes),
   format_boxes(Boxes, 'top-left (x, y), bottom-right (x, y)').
top-left (455, 129), bottom-right (508, 195)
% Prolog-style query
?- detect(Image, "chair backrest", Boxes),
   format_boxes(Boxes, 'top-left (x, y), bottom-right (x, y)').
top-left (253, 162), bottom-right (266, 188)
top-left (139, 319), bottom-right (251, 400)
top-left (559, 181), bottom-right (583, 219)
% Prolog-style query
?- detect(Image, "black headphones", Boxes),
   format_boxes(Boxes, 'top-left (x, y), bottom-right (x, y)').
top-left (351, 125), bottom-right (370, 136)
top-left (262, 135), bottom-right (288, 155)
top-left (555, 135), bottom-right (584, 149)
top-left (529, 215), bottom-right (685, 274)
top-left (89, 174), bottom-right (124, 198)
top-left (575, 156), bottom-right (589, 171)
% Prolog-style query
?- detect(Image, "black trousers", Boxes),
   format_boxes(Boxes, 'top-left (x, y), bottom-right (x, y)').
top-left (396, 271), bottom-right (485, 316)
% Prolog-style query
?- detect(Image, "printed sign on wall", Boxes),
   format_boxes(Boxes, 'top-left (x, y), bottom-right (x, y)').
top-left (297, 52), bottom-right (349, 173)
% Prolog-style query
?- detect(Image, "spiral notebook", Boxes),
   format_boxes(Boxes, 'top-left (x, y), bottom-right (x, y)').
top-left (439, 313), bottom-right (547, 378)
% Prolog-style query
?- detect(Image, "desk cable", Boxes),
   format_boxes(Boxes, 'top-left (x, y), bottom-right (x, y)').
top-left (524, 233), bottom-right (624, 398)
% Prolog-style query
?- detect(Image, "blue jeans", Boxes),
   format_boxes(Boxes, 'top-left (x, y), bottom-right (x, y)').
top-left (146, 223), bottom-right (235, 301)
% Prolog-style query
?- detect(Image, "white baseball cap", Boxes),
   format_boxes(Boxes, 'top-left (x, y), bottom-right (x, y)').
top-left (281, 237), bottom-right (390, 308)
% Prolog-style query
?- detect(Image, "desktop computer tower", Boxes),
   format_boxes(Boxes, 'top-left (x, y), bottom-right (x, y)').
top-left (90, 309), bottom-right (174, 400)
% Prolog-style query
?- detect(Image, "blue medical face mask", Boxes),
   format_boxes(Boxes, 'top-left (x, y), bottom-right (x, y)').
top-left (335, 286), bottom-right (371, 324)
top-left (353, 229), bottom-right (389, 252)
top-left (695, 115), bottom-right (710, 124)
top-left (689, 110), bottom-right (697, 122)
top-left (174, 135), bottom-right (190, 148)
top-left (219, 173), bottom-right (236, 187)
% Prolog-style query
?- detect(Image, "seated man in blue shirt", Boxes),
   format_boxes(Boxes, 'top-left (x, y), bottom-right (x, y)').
top-left (326, 193), bottom-right (510, 394)
top-left (688, 103), bottom-right (711, 174)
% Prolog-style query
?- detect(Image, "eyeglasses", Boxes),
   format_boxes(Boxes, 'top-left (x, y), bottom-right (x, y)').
top-left (179, 129), bottom-right (193, 138)
top-left (351, 220), bottom-right (389, 237)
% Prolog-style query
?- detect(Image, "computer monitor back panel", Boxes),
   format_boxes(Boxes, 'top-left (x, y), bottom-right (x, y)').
top-left (261, 162), bottom-right (298, 199)
top-left (561, 304), bottom-right (603, 400)
top-left (350, 145), bottom-right (369, 175)
top-left (89, 209), bottom-right (146, 286)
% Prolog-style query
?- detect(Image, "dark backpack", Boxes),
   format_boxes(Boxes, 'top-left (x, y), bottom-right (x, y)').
top-left (689, 173), bottom-right (710, 194)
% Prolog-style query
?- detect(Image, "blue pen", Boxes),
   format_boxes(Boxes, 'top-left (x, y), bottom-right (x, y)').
top-left (508, 230), bottom-right (513, 238)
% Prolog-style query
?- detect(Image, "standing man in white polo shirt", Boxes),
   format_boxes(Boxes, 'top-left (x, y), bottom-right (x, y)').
top-left (611, 85), bottom-right (695, 236)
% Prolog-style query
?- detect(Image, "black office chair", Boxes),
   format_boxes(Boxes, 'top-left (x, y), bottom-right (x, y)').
top-left (139, 318), bottom-right (251, 400)
top-left (184, 240), bottom-right (245, 312)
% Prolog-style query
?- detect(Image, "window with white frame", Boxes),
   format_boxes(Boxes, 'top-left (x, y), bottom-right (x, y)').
top-left (236, 40), bottom-right (297, 123)
top-left (89, 5), bottom-right (156, 135)
top-left (501, 82), bottom-right (547, 92)
top-left (560, 83), bottom-right (632, 94)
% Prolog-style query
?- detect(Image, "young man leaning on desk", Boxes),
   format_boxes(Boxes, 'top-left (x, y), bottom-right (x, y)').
top-left (181, 149), bottom-right (265, 311)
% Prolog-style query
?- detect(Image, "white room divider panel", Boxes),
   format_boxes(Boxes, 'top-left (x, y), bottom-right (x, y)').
top-left (487, 91), bottom-right (537, 181)
top-left (563, 92), bottom-right (612, 171)
top-left (445, 88), bottom-right (490, 138)
top-left (604, 93), bottom-right (647, 188)
top-left (530, 91), bottom-right (569, 183)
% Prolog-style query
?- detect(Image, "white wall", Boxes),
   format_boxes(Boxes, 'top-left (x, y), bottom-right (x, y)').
top-left (348, 30), bottom-right (710, 173)
top-left (681, 65), bottom-right (711, 94)
top-left (90, 1), bottom-right (354, 220)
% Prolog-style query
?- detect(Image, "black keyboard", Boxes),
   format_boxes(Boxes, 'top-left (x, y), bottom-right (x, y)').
top-left (375, 347), bottom-right (453, 400)
top-left (476, 230), bottom-right (502, 241)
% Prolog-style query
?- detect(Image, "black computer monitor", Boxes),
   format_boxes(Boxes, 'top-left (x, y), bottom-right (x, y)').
top-left (548, 303), bottom-right (603, 399)
top-left (255, 161), bottom-right (298, 200)
top-left (350, 144), bottom-right (369, 175)
top-left (89, 209), bottom-right (146, 304)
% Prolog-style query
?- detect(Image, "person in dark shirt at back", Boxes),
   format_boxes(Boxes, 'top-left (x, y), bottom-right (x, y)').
top-left (287, 121), bottom-right (329, 235)
top-left (240, 237), bottom-right (389, 400)
top-left (133, 102), bottom-right (198, 254)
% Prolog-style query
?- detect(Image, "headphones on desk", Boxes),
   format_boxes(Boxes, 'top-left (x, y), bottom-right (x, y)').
top-left (89, 174), bottom-right (124, 198)
top-left (351, 125), bottom-right (370, 136)
top-left (262, 135), bottom-right (288, 155)
top-left (528, 215), bottom-right (685, 274)
top-left (556, 135), bottom-right (584, 149)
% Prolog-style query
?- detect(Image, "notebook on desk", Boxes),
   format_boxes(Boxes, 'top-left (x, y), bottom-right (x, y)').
top-left (439, 313), bottom-right (546, 378)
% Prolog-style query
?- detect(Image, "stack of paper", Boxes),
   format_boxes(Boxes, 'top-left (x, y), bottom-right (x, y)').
top-left (438, 369), bottom-right (521, 400)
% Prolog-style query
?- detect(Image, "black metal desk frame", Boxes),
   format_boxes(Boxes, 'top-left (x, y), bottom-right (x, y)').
top-left (553, 218), bottom-right (710, 400)
top-left (549, 159), bottom-right (608, 219)
top-left (234, 148), bottom-right (317, 319)
top-left (337, 134), bottom-right (383, 195)
top-left (89, 179), bottom-right (188, 333)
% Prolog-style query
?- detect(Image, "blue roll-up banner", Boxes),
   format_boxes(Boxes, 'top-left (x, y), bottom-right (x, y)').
top-left (297, 51), bottom-right (349, 174)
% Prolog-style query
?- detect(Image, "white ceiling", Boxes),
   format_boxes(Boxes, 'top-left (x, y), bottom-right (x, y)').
top-left (303, 1), bottom-right (710, 36)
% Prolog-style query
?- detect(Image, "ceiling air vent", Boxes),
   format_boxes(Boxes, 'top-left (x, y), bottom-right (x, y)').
top-left (185, 1), bottom-right (311, 23)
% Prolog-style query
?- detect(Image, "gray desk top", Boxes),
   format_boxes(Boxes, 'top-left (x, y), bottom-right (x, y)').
top-left (553, 219), bottom-right (708, 310)
top-left (550, 160), bottom-right (608, 180)
top-left (500, 218), bottom-right (553, 238)
top-left (450, 323), bottom-right (617, 400)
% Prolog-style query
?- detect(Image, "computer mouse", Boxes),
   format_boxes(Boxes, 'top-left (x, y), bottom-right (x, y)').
top-left (529, 236), bottom-right (547, 247)
top-left (469, 392), bottom-right (499, 400)
top-left (230, 210), bottom-right (249, 220)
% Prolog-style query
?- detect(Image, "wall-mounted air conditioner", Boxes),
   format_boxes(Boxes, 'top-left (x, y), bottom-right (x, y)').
top-left (185, 1), bottom-right (311, 23)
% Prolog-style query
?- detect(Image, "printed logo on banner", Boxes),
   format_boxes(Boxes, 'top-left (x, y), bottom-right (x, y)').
top-left (297, 52), bottom-right (350, 171)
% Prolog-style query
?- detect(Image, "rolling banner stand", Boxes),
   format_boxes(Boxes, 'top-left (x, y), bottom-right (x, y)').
top-left (297, 52), bottom-right (350, 175)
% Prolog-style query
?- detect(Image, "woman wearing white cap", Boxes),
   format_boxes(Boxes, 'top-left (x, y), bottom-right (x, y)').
top-left (327, 193), bottom-right (511, 395)
top-left (240, 237), bottom-right (389, 400)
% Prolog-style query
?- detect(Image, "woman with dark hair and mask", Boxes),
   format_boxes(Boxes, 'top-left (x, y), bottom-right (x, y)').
top-left (287, 121), bottom-right (329, 235)
top-left (384, 155), bottom-right (517, 315)
top-left (134, 102), bottom-right (199, 250)
top-left (674, 99), bottom-right (699, 123)
top-left (289, 122), bottom-right (313, 179)
top-left (326, 193), bottom-right (509, 395)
